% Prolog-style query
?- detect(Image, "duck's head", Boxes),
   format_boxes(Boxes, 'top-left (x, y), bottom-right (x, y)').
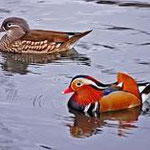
top-left (62, 75), bottom-right (107, 106)
top-left (0, 17), bottom-right (30, 40)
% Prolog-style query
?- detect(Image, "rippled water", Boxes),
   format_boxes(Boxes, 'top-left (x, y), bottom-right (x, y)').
top-left (0, 0), bottom-right (150, 150)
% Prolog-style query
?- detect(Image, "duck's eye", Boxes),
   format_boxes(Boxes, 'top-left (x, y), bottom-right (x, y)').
top-left (76, 82), bottom-right (83, 87)
top-left (7, 23), bottom-right (12, 28)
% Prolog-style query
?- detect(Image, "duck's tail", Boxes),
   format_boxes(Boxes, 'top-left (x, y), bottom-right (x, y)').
top-left (59, 30), bottom-right (92, 51)
top-left (138, 82), bottom-right (150, 103)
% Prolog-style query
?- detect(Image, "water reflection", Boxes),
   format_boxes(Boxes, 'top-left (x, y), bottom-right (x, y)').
top-left (84, 0), bottom-right (150, 8)
top-left (79, 42), bottom-right (116, 50)
top-left (67, 107), bottom-right (141, 138)
top-left (103, 25), bottom-right (150, 36)
top-left (0, 49), bottom-right (91, 75)
top-left (0, 8), bottom-right (10, 14)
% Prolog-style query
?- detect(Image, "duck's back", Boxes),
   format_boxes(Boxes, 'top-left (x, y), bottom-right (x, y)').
top-left (22, 30), bottom-right (70, 42)
top-left (99, 72), bottom-right (141, 112)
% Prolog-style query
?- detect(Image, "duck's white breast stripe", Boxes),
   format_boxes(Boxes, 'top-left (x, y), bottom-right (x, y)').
top-left (93, 102), bottom-right (99, 112)
top-left (83, 102), bottom-right (99, 113)
top-left (84, 104), bottom-right (91, 112)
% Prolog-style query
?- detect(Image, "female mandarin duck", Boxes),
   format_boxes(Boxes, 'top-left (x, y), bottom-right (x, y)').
top-left (63, 72), bottom-right (150, 113)
top-left (0, 17), bottom-right (92, 54)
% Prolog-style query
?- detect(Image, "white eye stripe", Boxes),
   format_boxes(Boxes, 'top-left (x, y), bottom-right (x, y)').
top-left (7, 24), bottom-right (20, 28)
top-left (73, 78), bottom-right (106, 89)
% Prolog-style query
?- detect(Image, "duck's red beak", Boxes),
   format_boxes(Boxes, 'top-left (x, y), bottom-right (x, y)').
top-left (62, 87), bottom-right (73, 94)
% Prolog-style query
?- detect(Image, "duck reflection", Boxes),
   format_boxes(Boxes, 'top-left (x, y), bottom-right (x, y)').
top-left (0, 49), bottom-right (90, 74)
top-left (84, 0), bottom-right (150, 8)
top-left (67, 106), bottom-right (141, 138)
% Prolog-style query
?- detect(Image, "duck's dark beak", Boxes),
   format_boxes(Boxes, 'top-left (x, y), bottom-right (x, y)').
top-left (0, 27), bottom-right (4, 32)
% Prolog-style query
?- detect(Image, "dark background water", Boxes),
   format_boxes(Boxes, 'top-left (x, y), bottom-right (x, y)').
top-left (0, 0), bottom-right (150, 150)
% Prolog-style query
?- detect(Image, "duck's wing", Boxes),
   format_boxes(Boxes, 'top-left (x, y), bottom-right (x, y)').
top-left (22, 30), bottom-right (70, 42)
top-left (100, 91), bottom-right (141, 112)
top-left (17, 30), bottom-right (92, 53)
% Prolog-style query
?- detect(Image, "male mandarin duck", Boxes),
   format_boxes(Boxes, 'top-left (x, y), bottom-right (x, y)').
top-left (63, 72), bottom-right (150, 113)
top-left (0, 17), bottom-right (92, 54)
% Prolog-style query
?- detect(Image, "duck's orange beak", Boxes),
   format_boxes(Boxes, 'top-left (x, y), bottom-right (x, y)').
top-left (62, 87), bottom-right (73, 94)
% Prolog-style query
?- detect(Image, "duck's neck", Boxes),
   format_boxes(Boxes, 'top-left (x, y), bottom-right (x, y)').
top-left (6, 28), bottom-right (26, 41)
top-left (74, 86), bottom-right (103, 106)
top-left (68, 95), bottom-right (100, 114)
top-left (68, 87), bottom-right (103, 113)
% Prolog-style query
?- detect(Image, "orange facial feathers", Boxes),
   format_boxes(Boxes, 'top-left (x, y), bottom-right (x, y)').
top-left (74, 85), bottom-right (103, 106)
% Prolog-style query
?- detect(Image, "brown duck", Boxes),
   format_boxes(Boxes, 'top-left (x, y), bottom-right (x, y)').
top-left (0, 17), bottom-right (92, 54)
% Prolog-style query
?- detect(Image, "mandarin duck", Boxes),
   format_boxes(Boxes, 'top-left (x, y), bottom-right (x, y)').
top-left (0, 17), bottom-right (92, 54)
top-left (63, 72), bottom-right (150, 113)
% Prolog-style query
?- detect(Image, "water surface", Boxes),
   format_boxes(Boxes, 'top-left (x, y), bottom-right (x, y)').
top-left (0, 0), bottom-right (150, 150)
